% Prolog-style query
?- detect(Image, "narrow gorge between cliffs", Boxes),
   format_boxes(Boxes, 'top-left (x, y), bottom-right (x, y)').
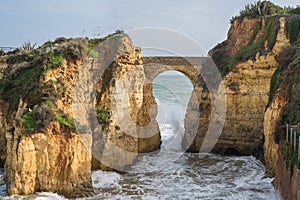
top-left (0, 72), bottom-right (277, 199)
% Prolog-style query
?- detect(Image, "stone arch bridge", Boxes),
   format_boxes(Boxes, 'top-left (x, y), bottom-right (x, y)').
top-left (141, 56), bottom-right (265, 157)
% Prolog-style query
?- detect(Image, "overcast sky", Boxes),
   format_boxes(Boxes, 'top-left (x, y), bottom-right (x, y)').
top-left (0, 0), bottom-right (299, 53)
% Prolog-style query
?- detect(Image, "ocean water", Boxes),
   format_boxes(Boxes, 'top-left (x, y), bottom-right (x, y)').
top-left (0, 72), bottom-right (277, 199)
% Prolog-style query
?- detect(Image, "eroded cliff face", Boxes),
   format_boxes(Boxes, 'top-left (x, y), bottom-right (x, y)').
top-left (92, 40), bottom-right (160, 171)
top-left (0, 34), bottom-right (161, 196)
top-left (1, 44), bottom-right (93, 197)
top-left (264, 91), bottom-right (287, 176)
top-left (209, 17), bottom-right (290, 157)
top-left (226, 18), bottom-right (266, 55)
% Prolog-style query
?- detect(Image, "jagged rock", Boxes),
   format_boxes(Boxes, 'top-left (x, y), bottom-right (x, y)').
top-left (90, 37), bottom-right (161, 171)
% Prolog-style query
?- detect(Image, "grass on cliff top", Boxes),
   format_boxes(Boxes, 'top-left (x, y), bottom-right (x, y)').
top-left (230, 1), bottom-right (300, 23)
top-left (87, 30), bottom-right (127, 56)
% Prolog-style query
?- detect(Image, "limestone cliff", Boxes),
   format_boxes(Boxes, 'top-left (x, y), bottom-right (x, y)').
top-left (0, 33), bottom-right (161, 196)
top-left (264, 91), bottom-right (287, 176)
top-left (207, 16), bottom-right (290, 158)
top-left (0, 38), bottom-right (93, 197)
top-left (209, 12), bottom-right (300, 181)
top-left (91, 37), bottom-right (160, 171)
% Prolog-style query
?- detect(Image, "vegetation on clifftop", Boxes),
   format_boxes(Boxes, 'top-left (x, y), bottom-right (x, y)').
top-left (43, 51), bottom-right (64, 75)
top-left (230, 1), bottom-right (300, 23)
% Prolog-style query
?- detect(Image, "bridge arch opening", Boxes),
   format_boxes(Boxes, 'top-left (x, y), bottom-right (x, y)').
top-left (152, 70), bottom-right (193, 151)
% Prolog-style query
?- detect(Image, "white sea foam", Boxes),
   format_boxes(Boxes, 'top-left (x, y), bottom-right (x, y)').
top-left (92, 170), bottom-right (121, 189)
top-left (33, 192), bottom-right (66, 200)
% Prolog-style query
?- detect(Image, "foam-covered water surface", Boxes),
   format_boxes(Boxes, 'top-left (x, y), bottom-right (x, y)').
top-left (0, 153), bottom-right (277, 200)
top-left (83, 153), bottom-right (276, 200)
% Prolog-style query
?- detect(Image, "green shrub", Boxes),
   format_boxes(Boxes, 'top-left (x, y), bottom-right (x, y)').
top-left (43, 52), bottom-right (64, 75)
top-left (293, 47), bottom-right (300, 65)
top-left (0, 61), bottom-right (42, 110)
top-left (88, 38), bottom-right (105, 49)
top-left (88, 49), bottom-right (99, 58)
top-left (104, 29), bottom-right (126, 40)
top-left (21, 110), bottom-right (38, 133)
top-left (285, 6), bottom-right (300, 15)
top-left (264, 16), bottom-right (280, 51)
top-left (96, 106), bottom-right (111, 124)
top-left (6, 49), bottom-right (42, 64)
top-left (250, 20), bottom-right (263, 43)
top-left (55, 111), bottom-right (75, 128)
top-left (285, 17), bottom-right (300, 44)
top-left (41, 40), bottom-right (53, 49)
top-left (44, 99), bottom-right (56, 108)
top-left (290, 152), bottom-right (298, 176)
top-left (219, 55), bottom-right (236, 76)
top-left (283, 141), bottom-right (292, 160)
